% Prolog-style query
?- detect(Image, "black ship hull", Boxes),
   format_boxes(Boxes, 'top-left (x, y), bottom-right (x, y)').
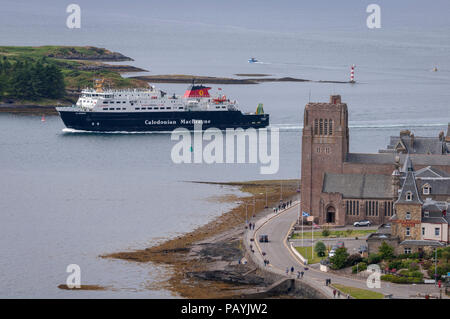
top-left (57, 109), bottom-right (269, 132)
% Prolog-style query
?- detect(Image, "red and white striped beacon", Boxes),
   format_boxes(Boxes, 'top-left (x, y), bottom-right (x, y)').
top-left (350, 64), bottom-right (356, 83)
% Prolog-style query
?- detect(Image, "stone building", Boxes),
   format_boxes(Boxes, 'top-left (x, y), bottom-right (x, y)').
top-left (300, 95), bottom-right (450, 226)
top-left (369, 157), bottom-right (450, 255)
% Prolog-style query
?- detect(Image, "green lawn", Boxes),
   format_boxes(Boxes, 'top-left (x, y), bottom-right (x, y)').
top-left (292, 229), bottom-right (376, 240)
top-left (332, 284), bottom-right (384, 299)
top-left (295, 246), bottom-right (324, 264)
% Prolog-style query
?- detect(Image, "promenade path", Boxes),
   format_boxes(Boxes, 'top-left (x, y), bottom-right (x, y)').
top-left (244, 201), bottom-right (446, 299)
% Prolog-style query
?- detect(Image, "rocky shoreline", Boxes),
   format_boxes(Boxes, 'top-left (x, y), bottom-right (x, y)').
top-left (103, 180), bottom-right (302, 298)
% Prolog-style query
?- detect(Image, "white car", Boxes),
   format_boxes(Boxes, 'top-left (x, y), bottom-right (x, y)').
top-left (353, 220), bottom-right (371, 227)
top-left (328, 249), bottom-right (336, 257)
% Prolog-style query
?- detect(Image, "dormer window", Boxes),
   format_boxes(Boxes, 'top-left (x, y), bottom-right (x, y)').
top-left (422, 184), bottom-right (431, 195)
top-left (424, 211), bottom-right (429, 217)
top-left (406, 212), bottom-right (411, 220)
top-left (406, 191), bottom-right (413, 201)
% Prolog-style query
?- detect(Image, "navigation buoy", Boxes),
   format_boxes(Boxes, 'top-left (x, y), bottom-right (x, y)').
top-left (41, 115), bottom-right (46, 122)
top-left (350, 64), bottom-right (355, 83)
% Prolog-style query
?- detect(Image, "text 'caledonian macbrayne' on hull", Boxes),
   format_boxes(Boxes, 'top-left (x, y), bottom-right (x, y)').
top-left (56, 80), bottom-right (269, 132)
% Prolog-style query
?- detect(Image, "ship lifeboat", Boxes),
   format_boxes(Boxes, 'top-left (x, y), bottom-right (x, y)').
top-left (213, 95), bottom-right (227, 104)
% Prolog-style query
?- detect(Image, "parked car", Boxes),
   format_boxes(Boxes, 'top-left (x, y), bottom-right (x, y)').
top-left (358, 245), bottom-right (368, 254)
top-left (353, 220), bottom-right (371, 227)
top-left (336, 241), bottom-right (345, 248)
top-left (259, 234), bottom-right (269, 243)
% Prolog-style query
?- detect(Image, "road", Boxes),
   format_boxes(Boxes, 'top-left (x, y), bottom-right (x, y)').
top-left (246, 201), bottom-right (446, 299)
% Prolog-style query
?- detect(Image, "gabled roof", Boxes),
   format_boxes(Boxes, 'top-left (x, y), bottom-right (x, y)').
top-left (417, 179), bottom-right (450, 196)
top-left (399, 240), bottom-right (445, 247)
top-left (395, 157), bottom-right (423, 205)
top-left (346, 153), bottom-right (450, 166)
top-left (415, 166), bottom-right (450, 178)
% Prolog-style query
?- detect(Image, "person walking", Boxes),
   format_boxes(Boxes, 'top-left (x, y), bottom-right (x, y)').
top-left (333, 289), bottom-right (337, 298)
top-left (300, 271), bottom-right (304, 278)
top-left (338, 290), bottom-right (341, 298)
top-left (290, 266), bottom-right (294, 274)
top-left (286, 267), bottom-right (289, 275)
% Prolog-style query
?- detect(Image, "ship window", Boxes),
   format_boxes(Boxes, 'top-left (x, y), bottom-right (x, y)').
top-left (167, 107), bottom-right (171, 110)
top-left (116, 108), bottom-right (121, 110)
top-left (160, 107), bottom-right (165, 110)
top-left (123, 101), bottom-right (126, 103)
top-left (109, 108), bottom-right (115, 110)
top-left (103, 108), bottom-right (108, 110)
top-left (222, 106), bottom-right (226, 108)
top-left (141, 107), bottom-right (146, 110)
top-left (103, 101), bottom-right (108, 104)
top-left (135, 108), bottom-right (140, 110)
top-left (154, 107), bottom-right (159, 110)
top-left (148, 107), bottom-right (153, 110)
top-left (179, 107), bottom-right (184, 110)
top-left (216, 106), bottom-right (220, 109)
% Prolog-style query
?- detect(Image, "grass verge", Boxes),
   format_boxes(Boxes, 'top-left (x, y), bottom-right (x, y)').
top-left (332, 284), bottom-right (384, 299)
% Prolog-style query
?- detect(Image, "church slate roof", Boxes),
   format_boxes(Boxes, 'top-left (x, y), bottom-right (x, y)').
top-left (322, 173), bottom-right (392, 199)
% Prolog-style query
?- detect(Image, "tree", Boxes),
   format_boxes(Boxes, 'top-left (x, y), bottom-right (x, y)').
top-left (378, 241), bottom-right (395, 260)
top-left (314, 241), bottom-right (326, 257)
top-left (322, 228), bottom-right (330, 237)
top-left (330, 247), bottom-right (349, 269)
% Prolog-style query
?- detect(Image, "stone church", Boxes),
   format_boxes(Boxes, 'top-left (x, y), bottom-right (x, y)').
top-left (300, 95), bottom-right (450, 226)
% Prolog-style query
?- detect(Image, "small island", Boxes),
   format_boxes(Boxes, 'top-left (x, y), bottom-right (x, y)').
top-left (0, 46), bottom-right (149, 114)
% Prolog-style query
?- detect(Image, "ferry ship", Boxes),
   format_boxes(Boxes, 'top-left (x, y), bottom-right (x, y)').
top-left (56, 80), bottom-right (269, 132)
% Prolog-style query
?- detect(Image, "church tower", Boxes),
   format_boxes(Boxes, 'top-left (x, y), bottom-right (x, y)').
top-left (301, 95), bottom-right (349, 224)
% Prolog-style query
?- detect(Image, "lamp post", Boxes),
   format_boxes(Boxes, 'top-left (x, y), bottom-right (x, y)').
top-left (265, 187), bottom-right (268, 208)
top-left (280, 181), bottom-right (283, 202)
top-left (435, 247), bottom-right (438, 286)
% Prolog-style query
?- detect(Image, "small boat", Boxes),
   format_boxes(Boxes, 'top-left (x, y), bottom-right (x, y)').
top-left (248, 57), bottom-right (258, 63)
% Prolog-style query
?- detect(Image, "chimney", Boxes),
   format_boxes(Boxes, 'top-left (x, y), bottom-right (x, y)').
top-left (400, 129), bottom-right (411, 137)
top-left (330, 95), bottom-right (341, 104)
